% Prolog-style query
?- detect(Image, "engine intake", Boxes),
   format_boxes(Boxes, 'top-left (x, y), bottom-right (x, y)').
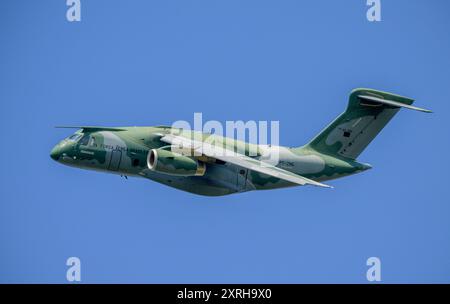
top-left (147, 148), bottom-right (206, 177)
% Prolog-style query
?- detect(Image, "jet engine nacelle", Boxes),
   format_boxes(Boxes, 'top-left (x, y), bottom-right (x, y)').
top-left (147, 148), bottom-right (206, 177)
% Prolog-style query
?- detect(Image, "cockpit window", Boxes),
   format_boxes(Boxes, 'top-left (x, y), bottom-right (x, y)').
top-left (79, 134), bottom-right (90, 146)
top-left (67, 134), bottom-right (82, 142)
top-left (88, 136), bottom-right (96, 147)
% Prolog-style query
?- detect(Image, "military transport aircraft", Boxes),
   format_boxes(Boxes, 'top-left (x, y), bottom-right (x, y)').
top-left (50, 89), bottom-right (431, 196)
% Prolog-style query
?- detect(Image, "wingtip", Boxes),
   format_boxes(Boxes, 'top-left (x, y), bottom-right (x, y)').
top-left (316, 182), bottom-right (333, 189)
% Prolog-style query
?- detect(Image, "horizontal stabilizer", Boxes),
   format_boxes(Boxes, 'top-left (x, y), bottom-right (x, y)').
top-left (358, 95), bottom-right (432, 113)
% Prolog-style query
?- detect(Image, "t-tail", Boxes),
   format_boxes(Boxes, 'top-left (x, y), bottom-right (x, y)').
top-left (305, 88), bottom-right (432, 161)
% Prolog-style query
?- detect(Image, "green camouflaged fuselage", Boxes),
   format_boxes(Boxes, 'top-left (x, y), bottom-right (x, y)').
top-left (50, 126), bottom-right (370, 196)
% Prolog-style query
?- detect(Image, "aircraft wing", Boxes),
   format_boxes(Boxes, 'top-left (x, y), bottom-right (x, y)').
top-left (55, 126), bottom-right (126, 131)
top-left (160, 134), bottom-right (332, 188)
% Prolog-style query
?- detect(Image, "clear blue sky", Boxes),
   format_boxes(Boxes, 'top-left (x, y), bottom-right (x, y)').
top-left (1, 0), bottom-right (449, 283)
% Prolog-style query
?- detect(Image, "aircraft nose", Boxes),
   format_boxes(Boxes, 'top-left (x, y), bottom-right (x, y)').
top-left (50, 145), bottom-right (60, 161)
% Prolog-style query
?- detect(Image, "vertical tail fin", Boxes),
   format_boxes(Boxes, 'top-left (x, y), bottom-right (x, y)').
top-left (305, 88), bottom-right (431, 160)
